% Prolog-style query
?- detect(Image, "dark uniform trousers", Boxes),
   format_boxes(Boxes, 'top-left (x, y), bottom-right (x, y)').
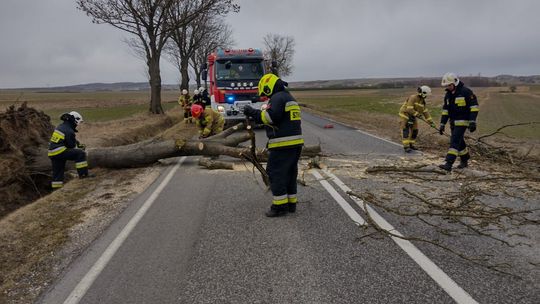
top-left (446, 125), bottom-right (470, 164)
top-left (50, 149), bottom-right (88, 188)
top-left (266, 146), bottom-right (303, 206)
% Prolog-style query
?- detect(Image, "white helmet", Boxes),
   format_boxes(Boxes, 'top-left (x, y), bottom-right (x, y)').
top-left (418, 85), bottom-right (432, 98)
top-left (194, 89), bottom-right (199, 95)
top-left (69, 111), bottom-right (83, 125)
top-left (441, 72), bottom-right (459, 86)
top-left (199, 86), bottom-right (205, 92)
top-left (182, 89), bottom-right (188, 95)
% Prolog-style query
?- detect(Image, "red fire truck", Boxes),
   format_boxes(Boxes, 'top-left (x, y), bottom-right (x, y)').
top-left (202, 48), bottom-right (269, 125)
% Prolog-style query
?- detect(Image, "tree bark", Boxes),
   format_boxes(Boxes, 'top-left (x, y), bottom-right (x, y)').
top-left (148, 55), bottom-right (164, 114)
top-left (25, 127), bottom-right (321, 172)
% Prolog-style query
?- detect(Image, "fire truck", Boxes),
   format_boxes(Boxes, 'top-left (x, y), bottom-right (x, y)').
top-left (201, 48), bottom-right (269, 125)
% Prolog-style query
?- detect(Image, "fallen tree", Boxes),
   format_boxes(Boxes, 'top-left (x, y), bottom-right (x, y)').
top-left (25, 123), bottom-right (321, 171)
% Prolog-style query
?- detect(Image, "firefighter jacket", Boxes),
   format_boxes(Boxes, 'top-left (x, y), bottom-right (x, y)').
top-left (48, 121), bottom-right (78, 157)
top-left (251, 90), bottom-right (303, 150)
top-left (440, 82), bottom-right (479, 127)
top-left (196, 109), bottom-right (225, 137)
top-left (178, 95), bottom-right (191, 107)
top-left (399, 94), bottom-right (433, 122)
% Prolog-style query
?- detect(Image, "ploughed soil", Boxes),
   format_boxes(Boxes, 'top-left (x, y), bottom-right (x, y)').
top-left (0, 104), bottom-right (197, 304)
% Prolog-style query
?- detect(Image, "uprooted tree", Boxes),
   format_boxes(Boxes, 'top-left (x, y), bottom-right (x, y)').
top-left (0, 104), bottom-right (320, 217)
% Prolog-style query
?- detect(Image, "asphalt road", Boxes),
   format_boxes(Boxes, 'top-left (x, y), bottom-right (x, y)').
top-left (40, 112), bottom-right (539, 304)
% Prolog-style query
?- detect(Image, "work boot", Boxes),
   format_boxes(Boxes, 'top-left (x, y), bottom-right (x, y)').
top-left (438, 162), bottom-right (452, 172)
top-left (265, 205), bottom-right (288, 217)
top-left (287, 202), bottom-right (297, 213)
top-left (456, 161), bottom-right (468, 169)
top-left (404, 146), bottom-right (412, 153)
top-left (409, 144), bottom-right (419, 150)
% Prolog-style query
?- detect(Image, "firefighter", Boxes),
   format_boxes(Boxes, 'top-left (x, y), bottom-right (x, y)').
top-left (399, 85), bottom-right (436, 152)
top-left (438, 73), bottom-right (479, 171)
top-left (243, 73), bottom-right (303, 217)
top-left (48, 111), bottom-right (92, 189)
top-left (191, 104), bottom-right (224, 138)
top-left (178, 89), bottom-right (192, 123)
top-left (199, 86), bottom-right (211, 108)
top-left (192, 89), bottom-right (204, 107)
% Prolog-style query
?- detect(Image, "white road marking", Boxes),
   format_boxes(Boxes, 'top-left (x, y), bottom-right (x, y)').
top-left (354, 129), bottom-right (403, 147)
top-left (63, 157), bottom-right (187, 304)
top-left (321, 169), bottom-right (478, 304)
top-left (310, 170), bottom-right (366, 226)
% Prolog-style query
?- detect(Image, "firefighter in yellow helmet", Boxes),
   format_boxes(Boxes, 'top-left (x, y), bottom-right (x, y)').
top-left (243, 74), bottom-right (303, 217)
top-left (398, 85), bottom-right (436, 152)
top-left (191, 104), bottom-right (224, 138)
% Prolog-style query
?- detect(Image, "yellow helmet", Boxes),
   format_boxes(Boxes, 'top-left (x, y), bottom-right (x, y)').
top-left (258, 73), bottom-right (280, 97)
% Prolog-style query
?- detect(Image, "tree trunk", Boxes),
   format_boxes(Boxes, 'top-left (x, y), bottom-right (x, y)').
top-left (180, 59), bottom-right (190, 92)
top-left (25, 125), bottom-right (321, 172)
top-left (148, 55), bottom-right (164, 114)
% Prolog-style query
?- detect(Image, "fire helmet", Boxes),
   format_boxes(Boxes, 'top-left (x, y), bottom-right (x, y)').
top-left (199, 86), bottom-right (205, 92)
top-left (417, 85), bottom-right (432, 98)
top-left (182, 89), bottom-right (188, 95)
top-left (194, 89), bottom-right (200, 95)
top-left (441, 73), bottom-right (459, 86)
top-left (69, 111), bottom-right (83, 125)
top-left (191, 104), bottom-right (204, 119)
top-left (258, 73), bottom-right (280, 97)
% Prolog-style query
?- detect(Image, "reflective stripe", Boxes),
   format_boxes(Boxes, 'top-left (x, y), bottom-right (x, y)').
top-left (414, 103), bottom-right (424, 108)
top-left (261, 110), bottom-right (273, 125)
top-left (76, 161), bottom-right (88, 169)
top-left (442, 110), bottom-right (449, 116)
top-left (447, 148), bottom-right (459, 156)
top-left (287, 195), bottom-right (297, 203)
top-left (53, 130), bottom-right (65, 139)
top-left (399, 113), bottom-right (409, 119)
top-left (48, 146), bottom-right (67, 156)
top-left (458, 148), bottom-right (469, 156)
top-left (454, 120), bottom-right (469, 126)
top-left (268, 135), bottom-right (304, 149)
top-left (409, 139), bottom-right (416, 144)
top-left (402, 139), bottom-right (410, 146)
top-left (51, 181), bottom-right (63, 188)
top-left (273, 195), bottom-right (288, 205)
top-left (406, 106), bottom-right (414, 109)
top-left (470, 105), bottom-right (479, 112)
top-left (285, 105), bottom-right (300, 111)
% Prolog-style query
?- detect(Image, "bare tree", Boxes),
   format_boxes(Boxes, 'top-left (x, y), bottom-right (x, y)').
top-left (262, 33), bottom-right (295, 77)
top-left (190, 18), bottom-right (235, 88)
top-left (167, 3), bottom-right (236, 91)
top-left (76, 0), bottom-right (239, 114)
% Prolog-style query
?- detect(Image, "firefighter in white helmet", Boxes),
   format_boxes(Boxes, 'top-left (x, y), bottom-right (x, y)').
top-left (398, 85), bottom-right (435, 152)
top-left (47, 111), bottom-right (93, 189)
top-left (199, 86), bottom-right (211, 108)
top-left (178, 89), bottom-right (192, 123)
top-left (438, 73), bottom-right (480, 171)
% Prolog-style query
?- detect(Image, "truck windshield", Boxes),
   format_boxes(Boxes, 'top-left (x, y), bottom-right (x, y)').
top-left (216, 60), bottom-right (264, 80)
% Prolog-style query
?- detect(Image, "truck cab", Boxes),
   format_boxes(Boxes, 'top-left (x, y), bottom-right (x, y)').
top-left (203, 48), bottom-right (268, 126)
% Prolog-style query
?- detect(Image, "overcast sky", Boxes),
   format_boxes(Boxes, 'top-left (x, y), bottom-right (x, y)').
top-left (1, 0), bottom-right (539, 88)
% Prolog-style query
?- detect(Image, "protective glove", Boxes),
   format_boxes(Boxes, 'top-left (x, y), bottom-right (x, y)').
top-left (468, 121), bottom-right (477, 133)
top-left (243, 105), bottom-right (256, 118)
top-left (439, 124), bottom-right (445, 135)
top-left (76, 141), bottom-right (86, 150)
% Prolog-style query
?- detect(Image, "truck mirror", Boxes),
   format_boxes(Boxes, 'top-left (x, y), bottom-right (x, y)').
top-left (201, 63), bottom-right (207, 70)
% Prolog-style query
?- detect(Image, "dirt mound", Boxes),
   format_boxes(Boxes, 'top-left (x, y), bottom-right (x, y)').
top-left (0, 103), bottom-right (54, 218)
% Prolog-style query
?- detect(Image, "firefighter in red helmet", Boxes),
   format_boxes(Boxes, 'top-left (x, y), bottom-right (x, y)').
top-left (191, 104), bottom-right (224, 138)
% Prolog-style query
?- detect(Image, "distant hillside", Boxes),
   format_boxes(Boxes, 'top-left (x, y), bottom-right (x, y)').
top-left (10, 75), bottom-right (540, 92)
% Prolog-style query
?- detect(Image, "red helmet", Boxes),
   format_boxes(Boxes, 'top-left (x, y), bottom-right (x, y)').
top-left (191, 104), bottom-right (204, 118)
